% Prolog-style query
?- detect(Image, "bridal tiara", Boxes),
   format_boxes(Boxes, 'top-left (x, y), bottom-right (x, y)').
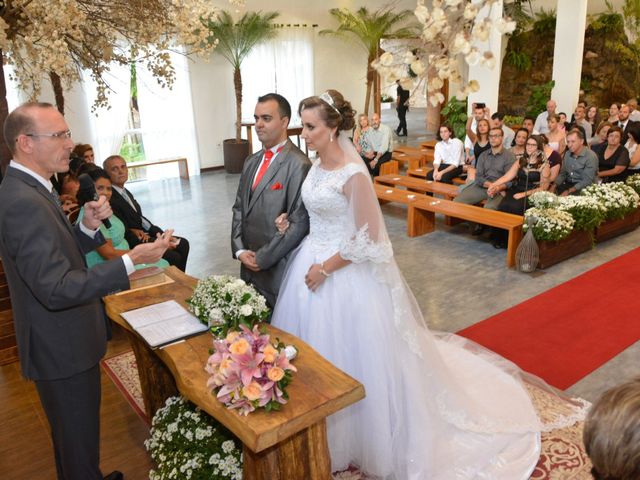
top-left (319, 91), bottom-right (340, 115)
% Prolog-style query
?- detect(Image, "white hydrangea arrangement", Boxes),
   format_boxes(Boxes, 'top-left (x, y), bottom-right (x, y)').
top-left (581, 182), bottom-right (640, 221)
top-left (145, 396), bottom-right (242, 480)
top-left (528, 191), bottom-right (560, 210)
top-left (187, 275), bottom-right (269, 338)
top-left (523, 208), bottom-right (575, 242)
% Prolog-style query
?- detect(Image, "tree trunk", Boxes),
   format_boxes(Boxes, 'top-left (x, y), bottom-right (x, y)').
top-left (425, 66), bottom-right (442, 135)
top-left (0, 55), bottom-right (12, 177)
top-left (364, 53), bottom-right (375, 115)
top-left (234, 67), bottom-right (242, 142)
top-left (49, 71), bottom-right (64, 115)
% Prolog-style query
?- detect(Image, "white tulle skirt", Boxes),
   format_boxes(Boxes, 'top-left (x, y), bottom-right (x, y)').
top-left (271, 237), bottom-right (564, 479)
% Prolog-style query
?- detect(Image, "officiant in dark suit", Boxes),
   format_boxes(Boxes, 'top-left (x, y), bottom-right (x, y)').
top-left (104, 155), bottom-right (190, 271)
top-left (231, 93), bottom-right (311, 308)
top-left (0, 102), bottom-right (172, 480)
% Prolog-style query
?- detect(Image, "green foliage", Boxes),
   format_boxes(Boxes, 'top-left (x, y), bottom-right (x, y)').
top-left (623, 0), bottom-right (640, 35)
top-left (532, 8), bottom-right (556, 34)
top-left (591, 8), bottom-right (625, 34)
top-left (205, 11), bottom-right (279, 70)
top-left (506, 50), bottom-right (532, 71)
top-left (503, 115), bottom-right (524, 128)
top-left (504, 0), bottom-right (534, 35)
top-left (380, 93), bottom-right (393, 103)
top-left (145, 397), bottom-right (242, 480)
top-left (525, 80), bottom-right (555, 118)
top-left (440, 97), bottom-right (467, 140)
top-left (119, 141), bottom-right (145, 163)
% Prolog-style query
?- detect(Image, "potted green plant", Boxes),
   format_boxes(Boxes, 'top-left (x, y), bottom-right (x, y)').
top-left (206, 10), bottom-right (279, 173)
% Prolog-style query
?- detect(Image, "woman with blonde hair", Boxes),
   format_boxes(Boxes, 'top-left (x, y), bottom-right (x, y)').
top-left (353, 113), bottom-right (372, 159)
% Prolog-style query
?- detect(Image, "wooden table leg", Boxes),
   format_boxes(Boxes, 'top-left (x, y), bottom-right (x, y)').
top-left (408, 206), bottom-right (435, 237)
top-left (126, 330), bottom-right (179, 421)
top-left (506, 226), bottom-right (523, 267)
top-left (243, 419), bottom-right (332, 480)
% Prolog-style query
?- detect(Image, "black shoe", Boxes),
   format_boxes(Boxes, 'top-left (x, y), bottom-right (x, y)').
top-left (398, 133), bottom-right (407, 137)
top-left (104, 471), bottom-right (124, 480)
top-left (492, 239), bottom-right (506, 249)
top-left (471, 225), bottom-right (485, 236)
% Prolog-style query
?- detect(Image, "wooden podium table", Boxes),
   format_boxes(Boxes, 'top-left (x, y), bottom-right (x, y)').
top-left (104, 267), bottom-right (365, 480)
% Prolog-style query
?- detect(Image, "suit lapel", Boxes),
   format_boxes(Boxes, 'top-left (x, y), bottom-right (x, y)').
top-left (243, 151), bottom-right (264, 212)
top-left (247, 141), bottom-right (293, 213)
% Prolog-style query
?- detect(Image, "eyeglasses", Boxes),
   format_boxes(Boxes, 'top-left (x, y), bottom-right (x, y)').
top-left (23, 130), bottom-right (72, 139)
top-left (526, 142), bottom-right (538, 146)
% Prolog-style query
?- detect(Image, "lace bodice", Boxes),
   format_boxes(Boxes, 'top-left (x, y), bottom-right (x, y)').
top-left (302, 161), bottom-right (362, 253)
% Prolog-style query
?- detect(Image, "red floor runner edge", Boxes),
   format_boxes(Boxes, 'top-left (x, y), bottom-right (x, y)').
top-left (458, 247), bottom-right (640, 390)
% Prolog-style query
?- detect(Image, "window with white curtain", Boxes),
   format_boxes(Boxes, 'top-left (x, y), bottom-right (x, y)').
top-left (84, 50), bottom-right (200, 179)
top-left (241, 27), bottom-right (314, 147)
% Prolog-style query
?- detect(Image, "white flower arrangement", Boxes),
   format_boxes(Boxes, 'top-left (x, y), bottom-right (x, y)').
top-left (373, 0), bottom-right (516, 107)
top-left (523, 207), bottom-right (575, 242)
top-left (528, 191), bottom-right (560, 210)
top-left (145, 396), bottom-right (242, 480)
top-left (581, 182), bottom-right (640, 221)
top-left (625, 173), bottom-right (640, 195)
top-left (556, 195), bottom-right (605, 231)
top-left (187, 275), bottom-right (269, 338)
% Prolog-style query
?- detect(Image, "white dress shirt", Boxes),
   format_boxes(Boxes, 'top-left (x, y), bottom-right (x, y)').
top-left (534, 111), bottom-right (550, 134)
top-left (434, 138), bottom-right (464, 167)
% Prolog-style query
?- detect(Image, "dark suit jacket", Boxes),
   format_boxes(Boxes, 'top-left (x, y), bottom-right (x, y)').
top-left (109, 187), bottom-right (162, 247)
top-left (231, 139), bottom-right (311, 306)
top-left (0, 167), bottom-right (129, 380)
top-left (621, 120), bottom-right (640, 144)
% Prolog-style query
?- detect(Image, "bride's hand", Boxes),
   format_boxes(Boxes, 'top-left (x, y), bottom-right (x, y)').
top-left (305, 263), bottom-right (327, 292)
top-left (275, 213), bottom-right (289, 235)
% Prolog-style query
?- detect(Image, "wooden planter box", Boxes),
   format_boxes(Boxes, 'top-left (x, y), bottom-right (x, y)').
top-left (594, 208), bottom-right (640, 243)
top-left (537, 229), bottom-right (593, 269)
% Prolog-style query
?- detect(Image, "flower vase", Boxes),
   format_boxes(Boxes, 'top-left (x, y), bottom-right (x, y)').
top-left (208, 316), bottom-right (227, 339)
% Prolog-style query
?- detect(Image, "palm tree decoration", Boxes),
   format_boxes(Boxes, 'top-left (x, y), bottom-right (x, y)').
top-left (206, 10), bottom-right (279, 143)
top-left (320, 6), bottom-right (417, 115)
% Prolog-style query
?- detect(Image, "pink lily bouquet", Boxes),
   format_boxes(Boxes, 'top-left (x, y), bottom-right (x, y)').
top-left (205, 325), bottom-right (297, 416)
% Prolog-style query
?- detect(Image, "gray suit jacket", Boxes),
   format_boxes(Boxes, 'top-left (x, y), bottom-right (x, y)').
top-left (231, 139), bottom-right (311, 307)
top-left (0, 167), bottom-right (129, 380)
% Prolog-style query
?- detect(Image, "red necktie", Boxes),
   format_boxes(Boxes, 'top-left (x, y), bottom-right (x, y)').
top-left (252, 147), bottom-right (282, 190)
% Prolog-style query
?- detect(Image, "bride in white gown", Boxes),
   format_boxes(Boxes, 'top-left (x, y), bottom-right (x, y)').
top-left (271, 90), bottom-right (587, 479)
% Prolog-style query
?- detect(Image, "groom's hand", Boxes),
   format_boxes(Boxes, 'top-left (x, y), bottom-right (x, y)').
top-left (239, 251), bottom-right (260, 272)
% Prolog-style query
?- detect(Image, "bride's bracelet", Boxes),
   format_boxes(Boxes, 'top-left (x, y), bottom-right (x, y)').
top-left (319, 263), bottom-right (331, 278)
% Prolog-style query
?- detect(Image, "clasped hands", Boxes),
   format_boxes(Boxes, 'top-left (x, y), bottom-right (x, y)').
top-left (486, 182), bottom-right (505, 198)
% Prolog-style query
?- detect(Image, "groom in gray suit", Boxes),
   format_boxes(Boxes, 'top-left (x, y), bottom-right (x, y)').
top-left (0, 102), bottom-right (171, 480)
top-left (231, 93), bottom-right (311, 308)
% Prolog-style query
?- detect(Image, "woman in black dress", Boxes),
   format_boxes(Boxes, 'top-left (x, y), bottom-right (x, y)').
top-left (594, 126), bottom-right (630, 183)
top-left (489, 135), bottom-right (550, 248)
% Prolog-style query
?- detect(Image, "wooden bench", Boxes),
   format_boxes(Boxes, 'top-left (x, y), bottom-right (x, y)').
top-left (127, 157), bottom-right (189, 180)
top-left (378, 159), bottom-right (399, 176)
top-left (373, 184), bottom-right (523, 267)
top-left (374, 174), bottom-right (458, 200)
top-left (407, 167), bottom-right (466, 185)
top-left (420, 140), bottom-right (437, 151)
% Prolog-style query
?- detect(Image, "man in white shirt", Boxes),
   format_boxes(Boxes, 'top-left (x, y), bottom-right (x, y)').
top-left (427, 124), bottom-right (464, 184)
top-left (534, 100), bottom-right (557, 134)
top-left (0, 102), bottom-right (170, 480)
top-left (573, 105), bottom-right (592, 139)
top-left (363, 112), bottom-right (393, 176)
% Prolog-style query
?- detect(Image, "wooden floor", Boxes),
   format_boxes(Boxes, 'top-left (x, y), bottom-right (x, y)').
top-left (0, 323), bottom-right (154, 480)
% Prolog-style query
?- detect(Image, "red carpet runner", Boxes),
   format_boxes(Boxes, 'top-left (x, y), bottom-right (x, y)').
top-left (459, 247), bottom-right (640, 390)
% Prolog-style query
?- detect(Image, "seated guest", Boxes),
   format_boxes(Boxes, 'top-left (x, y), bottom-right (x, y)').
top-left (60, 173), bottom-right (80, 214)
top-left (589, 121), bottom-right (612, 147)
top-left (353, 113), bottom-right (373, 161)
top-left (546, 113), bottom-right (566, 154)
top-left (76, 168), bottom-right (170, 270)
top-left (104, 155), bottom-right (190, 271)
top-left (533, 99), bottom-right (556, 134)
top-left (558, 112), bottom-right (568, 124)
top-left (522, 116), bottom-right (538, 135)
top-left (552, 129), bottom-right (598, 196)
top-left (539, 134), bottom-right (563, 184)
top-left (617, 104), bottom-right (639, 144)
top-left (464, 102), bottom-right (489, 162)
top-left (594, 126), bottom-right (630, 183)
top-left (572, 105), bottom-right (592, 139)
top-left (464, 117), bottom-right (491, 182)
top-left (454, 127), bottom-right (516, 235)
top-left (427, 124), bottom-right (464, 184)
top-left (490, 135), bottom-right (550, 248)
top-left (586, 105), bottom-right (600, 138)
top-left (627, 98), bottom-right (640, 122)
top-left (509, 128), bottom-right (529, 161)
top-left (583, 377), bottom-right (640, 480)
top-left (72, 143), bottom-right (95, 164)
top-left (362, 112), bottom-right (392, 176)
top-left (608, 102), bottom-right (621, 124)
top-left (490, 112), bottom-right (514, 148)
top-left (625, 126), bottom-right (640, 172)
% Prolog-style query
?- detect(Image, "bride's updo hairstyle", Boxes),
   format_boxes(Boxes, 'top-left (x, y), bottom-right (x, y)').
top-left (298, 89), bottom-right (356, 135)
